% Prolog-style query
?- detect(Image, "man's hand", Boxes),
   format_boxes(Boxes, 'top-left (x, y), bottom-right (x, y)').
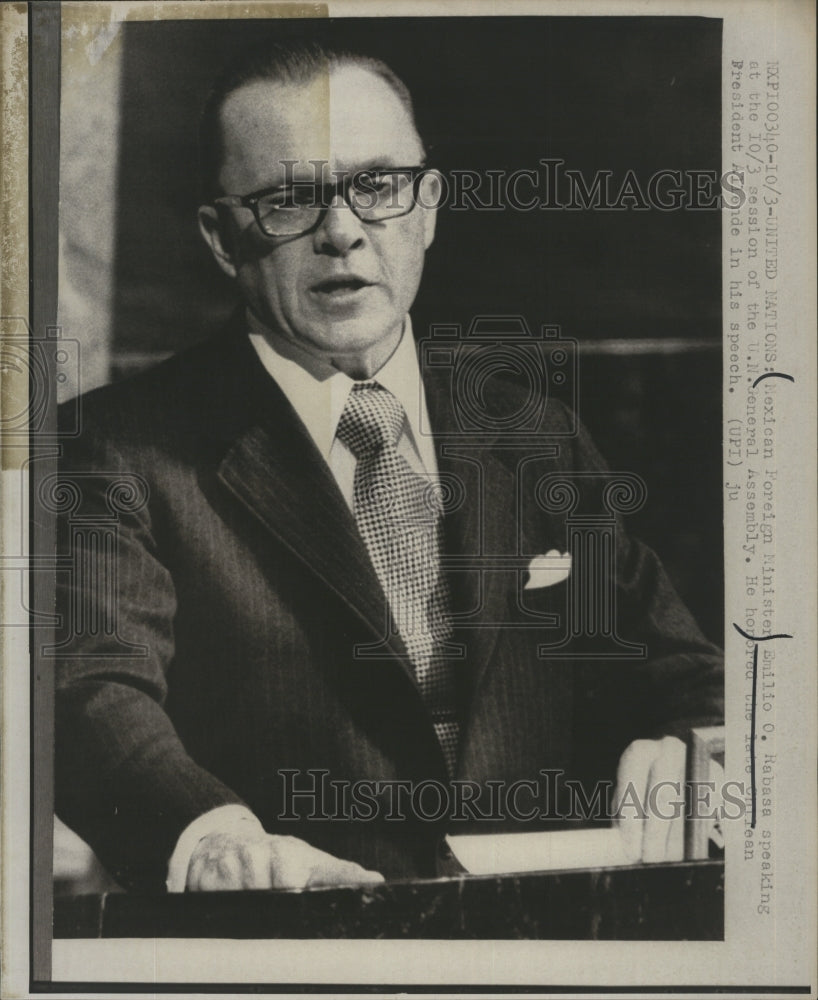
top-left (613, 736), bottom-right (686, 864)
top-left (185, 830), bottom-right (385, 891)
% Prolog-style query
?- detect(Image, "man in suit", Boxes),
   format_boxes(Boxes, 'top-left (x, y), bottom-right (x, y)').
top-left (55, 40), bottom-right (723, 893)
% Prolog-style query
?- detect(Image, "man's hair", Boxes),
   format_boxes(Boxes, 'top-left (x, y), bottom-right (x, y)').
top-left (199, 38), bottom-right (423, 201)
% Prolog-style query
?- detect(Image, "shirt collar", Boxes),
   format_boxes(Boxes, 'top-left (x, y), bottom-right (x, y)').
top-left (247, 311), bottom-right (426, 463)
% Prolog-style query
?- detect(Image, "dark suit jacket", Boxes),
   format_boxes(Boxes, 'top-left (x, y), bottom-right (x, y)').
top-left (54, 323), bottom-right (723, 891)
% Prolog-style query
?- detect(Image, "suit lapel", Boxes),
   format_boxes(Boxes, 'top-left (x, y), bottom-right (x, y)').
top-left (207, 330), bottom-right (414, 678)
top-left (422, 359), bottom-right (566, 725)
top-left (205, 328), bottom-right (542, 737)
top-left (422, 367), bottom-right (518, 702)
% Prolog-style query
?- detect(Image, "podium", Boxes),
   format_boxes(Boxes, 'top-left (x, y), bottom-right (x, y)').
top-left (54, 860), bottom-right (723, 940)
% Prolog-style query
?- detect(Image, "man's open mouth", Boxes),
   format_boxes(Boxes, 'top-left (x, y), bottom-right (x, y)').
top-left (311, 278), bottom-right (371, 294)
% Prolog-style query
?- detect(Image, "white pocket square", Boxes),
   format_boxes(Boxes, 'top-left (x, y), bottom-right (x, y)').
top-left (524, 550), bottom-right (572, 590)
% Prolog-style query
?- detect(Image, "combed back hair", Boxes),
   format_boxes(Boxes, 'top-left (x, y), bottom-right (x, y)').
top-left (199, 39), bottom-right (423, 201)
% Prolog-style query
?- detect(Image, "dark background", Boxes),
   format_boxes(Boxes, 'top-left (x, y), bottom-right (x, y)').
top-left (111, 16), bottom-right (723, 642)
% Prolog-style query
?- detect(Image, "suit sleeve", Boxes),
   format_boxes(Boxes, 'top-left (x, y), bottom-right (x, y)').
top-left (54, 413), bottom-right (246, 892)
top-left (566, 411), bottom-right (724, 747)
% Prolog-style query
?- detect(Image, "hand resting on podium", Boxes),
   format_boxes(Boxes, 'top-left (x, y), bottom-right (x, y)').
top-left (185, 829), bottom-right (385, 892)
top-left (176, 737), bottom-right (687, 891)
top-left (614, 735), bottom-right (687, 865)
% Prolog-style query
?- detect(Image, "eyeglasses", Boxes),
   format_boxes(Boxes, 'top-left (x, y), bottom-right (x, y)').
top-left (214, 167), bottom-right (434, 238)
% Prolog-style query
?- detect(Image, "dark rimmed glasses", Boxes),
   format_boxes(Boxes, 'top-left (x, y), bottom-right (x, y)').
top-left (214, 166), bottom-right (434, 238)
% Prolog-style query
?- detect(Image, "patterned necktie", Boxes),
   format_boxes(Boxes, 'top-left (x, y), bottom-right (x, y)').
top-left (336, 381), bottom-right (460, 775)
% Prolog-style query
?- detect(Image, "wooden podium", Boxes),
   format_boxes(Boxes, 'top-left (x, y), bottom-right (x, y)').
top-left (54, 859), bottom-right (723, 940)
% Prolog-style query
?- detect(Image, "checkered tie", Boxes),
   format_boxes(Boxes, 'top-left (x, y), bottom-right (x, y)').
top-left (336, 381), bottom-right (460, 775)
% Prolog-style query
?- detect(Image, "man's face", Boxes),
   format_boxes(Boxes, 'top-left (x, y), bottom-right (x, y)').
top-left (200, 66), bottom-right (437, 371)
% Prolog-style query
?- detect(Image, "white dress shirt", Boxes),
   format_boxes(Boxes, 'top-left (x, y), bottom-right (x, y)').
top-left (247, 310), bottom-right (440, 506)
top-left (166, 313), bottom-right (439, 890)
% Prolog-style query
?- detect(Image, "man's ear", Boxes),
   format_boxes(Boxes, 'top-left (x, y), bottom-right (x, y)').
top-left (198, 205), bottom-right (237, 279)
top-left (420, 170), bottom-right (442, 251)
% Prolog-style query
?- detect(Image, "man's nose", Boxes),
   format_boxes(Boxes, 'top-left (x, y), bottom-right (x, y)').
top-left (313, 194), bottom-right (366, 255)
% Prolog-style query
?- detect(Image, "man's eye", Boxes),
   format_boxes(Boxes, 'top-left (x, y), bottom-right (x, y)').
top-left (354, 172), bottom-right (393, 195)
top-left (260, 188), bottom-right (316, 211)
top-left (259, 195), bottom-right (297, 213)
